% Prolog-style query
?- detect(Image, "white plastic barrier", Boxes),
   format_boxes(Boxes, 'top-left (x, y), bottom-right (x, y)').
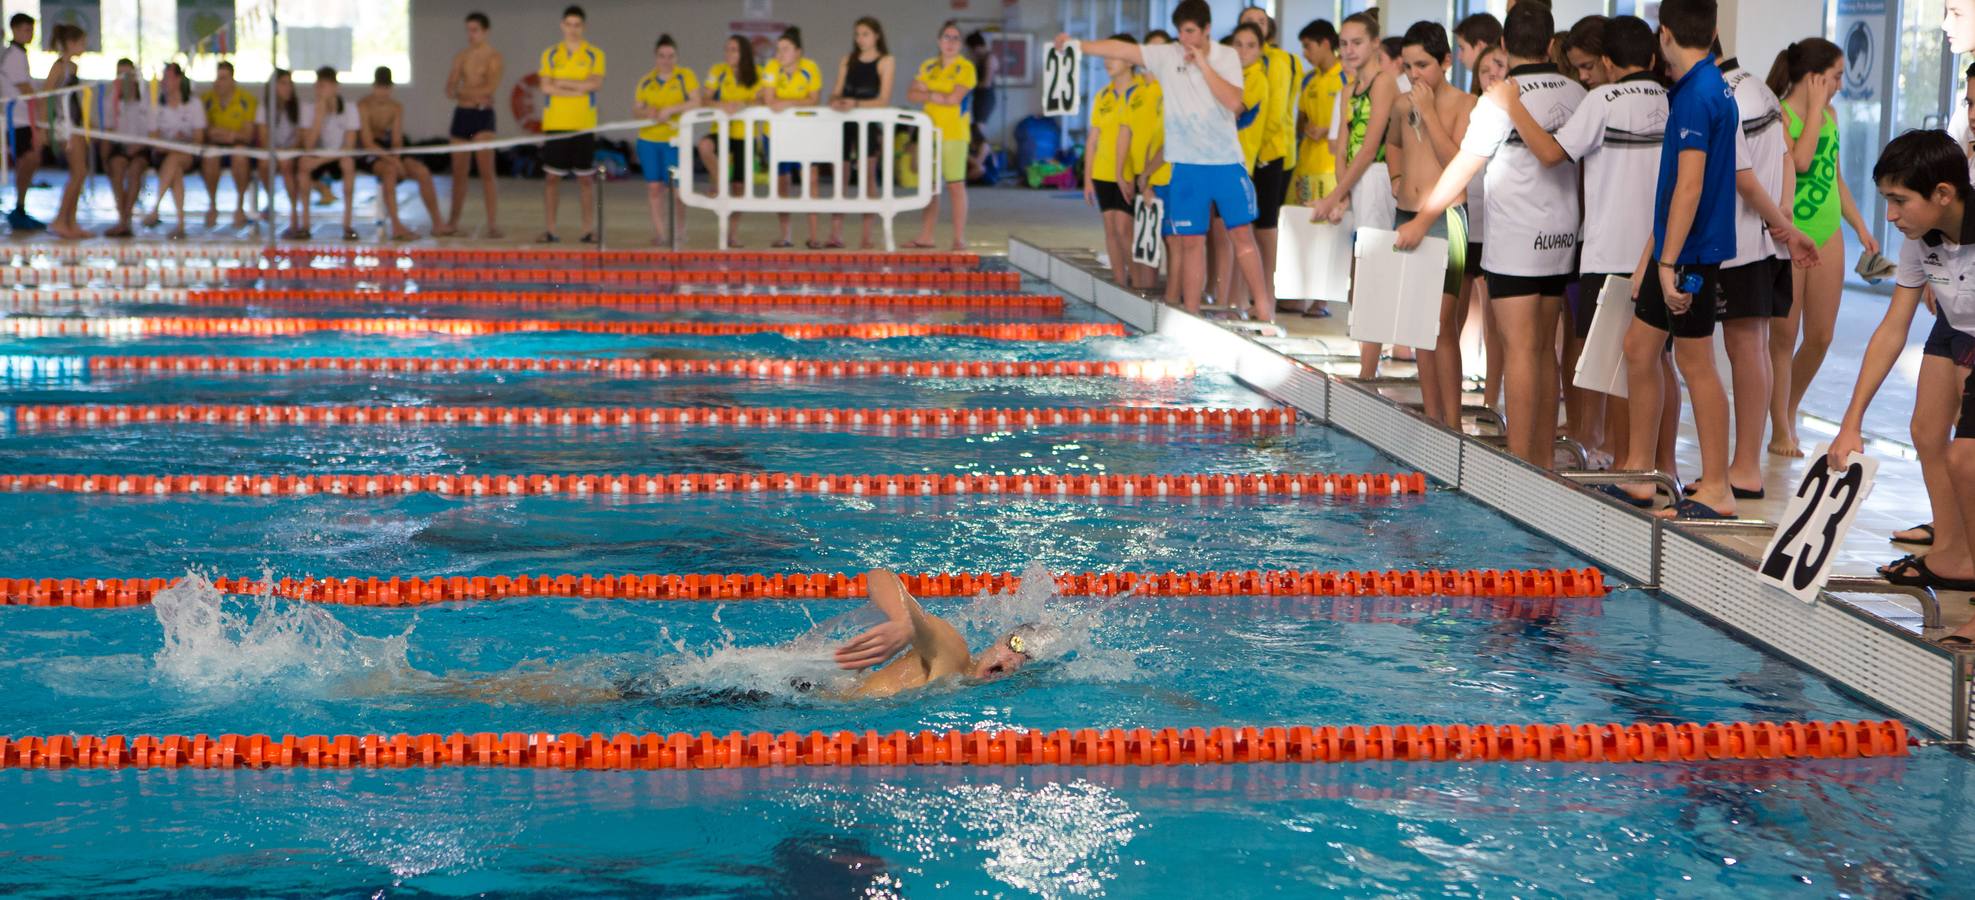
top-left (673, 107), bottom-right (942, 251)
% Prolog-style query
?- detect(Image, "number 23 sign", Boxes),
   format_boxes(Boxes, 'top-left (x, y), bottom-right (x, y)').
top-left (1758, 445), bottom-right (1878, 602)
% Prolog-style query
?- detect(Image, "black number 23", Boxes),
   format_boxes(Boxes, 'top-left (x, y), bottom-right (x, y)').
top-left (1759, 456), bottom-right (1866, 591)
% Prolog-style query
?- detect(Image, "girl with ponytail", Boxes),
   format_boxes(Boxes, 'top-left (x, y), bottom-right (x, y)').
top-left (1765, 37), bottom-right (1877, 458)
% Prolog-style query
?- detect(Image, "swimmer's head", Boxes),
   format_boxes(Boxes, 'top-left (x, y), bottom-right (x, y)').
top-left (971, 623), bottom-right (1058, 681)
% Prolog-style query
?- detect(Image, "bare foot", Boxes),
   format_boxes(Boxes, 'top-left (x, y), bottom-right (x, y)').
top-left (50, 223), bottom-right (87, 240)
top-left (231, 211), bottom-right (249, 228)
top-left (1767, 439), bottom-right (1804, 459)
top-left (901, 238), bottom-right (937, 249)
top-left (949, 241), bottom-right (966, 252)
top-left (203, 209), bottom-right (219, 229)
top-left (431, 224), bottom-right (457, 238)
top-left (482, 226), bottom-right (504, 239)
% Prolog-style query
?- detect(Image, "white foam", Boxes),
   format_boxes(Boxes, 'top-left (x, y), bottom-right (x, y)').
top-left (150, 573), bottom-right (413, 692)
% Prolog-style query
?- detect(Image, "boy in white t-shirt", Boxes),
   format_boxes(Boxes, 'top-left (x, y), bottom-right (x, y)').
top-left (1830, 131), bottom-right (1975, 633)
top-left (0, 13), bottom-right (42, 232)
top-left (1056, 0), bottom-right (1278, 324)
top-left (296, 67), bottom-right (361, 241)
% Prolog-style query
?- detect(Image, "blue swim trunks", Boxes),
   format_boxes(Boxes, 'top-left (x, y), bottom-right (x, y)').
top-left (1165, 163), bottom-right (1258, 236)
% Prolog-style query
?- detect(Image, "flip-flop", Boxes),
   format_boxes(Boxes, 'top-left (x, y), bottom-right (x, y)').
top-left (1938, 635), bottom-right (1974, 648)
top-left (1879, 553), bottom-right (1922, 578)
top-left (1595, 484), bottom-right (1653, 509)
top-left (1682, 484), bottom-right (1766, 500)
top-left (1883, 556), bottom-right (1975, 592)
top-left (770, 240), bottom-right (795, 249)
top-left (805, 239), bottom-right (825, 250)
top-left (1893, 523), bottom-right (1936, 546)
top-left (536, 232), bottom-right (561, 244)
top-left (1661, 498), bottom-right (1735, 520)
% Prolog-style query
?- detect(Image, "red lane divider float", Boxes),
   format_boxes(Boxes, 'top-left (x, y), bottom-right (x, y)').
top-left (9, 403), bottom-right (1293, 431)
top-left (0, 317), bottom-right (1124, 342)
top-left (81, 355), bottom-right (1196, 380)
top-left (223, 267), bottom-right (1024, 289)
top-left (0, 566), bottom-right (1604, 608)
top-left (0, 720), bottom-right (1910, 770)
top-left (179, 289), bottom-right (1064, 312)
top-left (0, 470), bottom-right (1429, 498)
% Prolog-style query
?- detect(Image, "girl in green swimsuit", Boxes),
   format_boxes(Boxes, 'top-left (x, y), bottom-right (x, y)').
top-left (1767, 38), bottom-right (1878, 458)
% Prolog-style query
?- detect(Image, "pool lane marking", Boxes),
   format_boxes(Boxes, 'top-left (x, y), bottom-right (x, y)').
top-left (0, 720), bottom-right (1912, 770)
top-left (8, 404), bottom-right (1292, 432)
top-left (0, 317), bottom-right (1123, 341)
top-left (0, 567), bottom-right (1605, 607)
top-left (10, 355), bottom-right (1196, 380)
top-left (8, 245), bottom-right (987, 268)
top-left (0, 267), bottom-right (1022, 289)
top-left (0, 289), bottom-right (1067, 312)
top-left (0, 470), bottom-right (1429, 497)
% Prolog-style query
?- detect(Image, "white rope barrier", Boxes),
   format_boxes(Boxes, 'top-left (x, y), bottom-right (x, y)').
top-left (55, 117), bottom-right (658, 162)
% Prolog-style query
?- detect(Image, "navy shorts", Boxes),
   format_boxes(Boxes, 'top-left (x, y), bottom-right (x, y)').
top-left (1924, 315), bottom-right (1975, 368)
top-left (450, 106), bottom-right (496, 140)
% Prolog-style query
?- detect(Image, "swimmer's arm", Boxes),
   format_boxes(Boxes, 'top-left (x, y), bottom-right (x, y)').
top-left (836, 569), bottom-right (926, 669)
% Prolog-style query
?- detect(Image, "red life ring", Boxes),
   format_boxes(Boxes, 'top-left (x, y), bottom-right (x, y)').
top-left (510, 73), bottom-right (543, 134)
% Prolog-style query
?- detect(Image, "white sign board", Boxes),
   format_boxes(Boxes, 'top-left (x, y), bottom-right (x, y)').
top-left (1042, 43), bottom-right (1082, 117)
top-left (1273, 213), bottom-right (1354, 302)
top-left (1574, 275), bottom-right (1633, 398)
top-left (1347, 228), bottom-right (1447, 350)
top-left (1130, 195), bottom-right (1164, 268)
top-left (1759, 445), bottom-right (1878, 602)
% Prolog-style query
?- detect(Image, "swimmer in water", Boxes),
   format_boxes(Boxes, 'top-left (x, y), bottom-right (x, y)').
top-left (421, 568), bottom-right (1053, 704)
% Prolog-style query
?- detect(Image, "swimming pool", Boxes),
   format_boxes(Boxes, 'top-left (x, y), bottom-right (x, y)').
top-left (1, 251), bottom-right (1969, 896)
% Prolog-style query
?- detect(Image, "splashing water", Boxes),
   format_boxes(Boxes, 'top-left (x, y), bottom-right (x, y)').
top-left (151, 573), bottom-right (413, 693)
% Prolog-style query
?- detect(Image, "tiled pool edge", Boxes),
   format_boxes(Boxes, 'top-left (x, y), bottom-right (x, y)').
top-left (1009, 237), bottom-right (1973, 741)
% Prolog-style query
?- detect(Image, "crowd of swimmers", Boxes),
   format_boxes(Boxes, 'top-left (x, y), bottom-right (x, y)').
top-left (0, 7), bottom-right (1000, 250)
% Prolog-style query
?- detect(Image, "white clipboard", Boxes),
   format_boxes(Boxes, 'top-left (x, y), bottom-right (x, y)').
top-left (1273, 212), bottom-right (1354, 302)
top-left (1347, 228), bottom-right (1448, 350)
top-left (1574, 275), bottom-right (1634, 398)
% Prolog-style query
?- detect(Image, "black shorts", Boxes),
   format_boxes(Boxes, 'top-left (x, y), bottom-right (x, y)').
top-left (1482, 269), bottom-right (1571, 300)
top-left (1634, 262), bottom-right (1722, 340)
top-left (1574, 273), bottom-right (1627, 339)
top-left (1093, 179), bottom-right (1129, 214)
top-left (713, 137), bottom-right (749, 184)
top-left (1960, 367), bottom-right (1975, 439)
top-left (842, 121), bottom-right (884, 164)
top-left (109, 142), bottom-right (147, 162)
top-left (1467, 243), bottom-right (1483, 273)
top-left (1715, 257), bottom-right (1791, 321)
top-left (1923, 315), bottom-right (1975, 368)
top-left (450, 106), bottom-right (496, 140)
top-left (308, 160), bottom-right (342, 181)
top-left (540, 131), bottom-right (596, 176)
top-left (1251, 158), bottom-right (1288, 230)
top-left (9, 126), bottom-right (30, 158)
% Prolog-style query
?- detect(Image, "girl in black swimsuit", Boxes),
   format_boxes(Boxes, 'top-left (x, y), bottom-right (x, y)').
top-left (826, 16), bottom-right (894, 249)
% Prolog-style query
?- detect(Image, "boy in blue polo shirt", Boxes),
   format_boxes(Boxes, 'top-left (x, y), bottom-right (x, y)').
top-left (1611, 0), bottom-right (1741, 519)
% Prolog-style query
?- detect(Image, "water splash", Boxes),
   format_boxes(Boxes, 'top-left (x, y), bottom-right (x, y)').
top-left (150, 573), bottom-right (414, 693)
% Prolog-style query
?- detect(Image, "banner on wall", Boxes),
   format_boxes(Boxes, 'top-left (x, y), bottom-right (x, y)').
top-left (179, 0), bottom-right (236, 55)
top-left (730, 20), bottom-right (790, 62)
top-left (1836, 0), bottom-right (1883, 101)
top-left (38, 0), bottom-right (101, 52)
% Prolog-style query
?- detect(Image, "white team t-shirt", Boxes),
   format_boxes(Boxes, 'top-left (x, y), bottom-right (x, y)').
top-left (1898, 205), bottom-right (1975, 335)
top-left (1138, 41), bottom-right (1245, 167)
top-left (298, 99), bottom-right (359, 151)
top-left (1724, 62), bottom-right (1790, 266)
top-left (0, 43), bottom-right (28, 101)
top-left (108, 96), bottom-right (150, 139)
top-left (1553, 73), bottom-right (1666, 276)
top-left (152, 100), bottom-right (207, 142)
top-left (259, 101), bottom-right (301, 149)
top-left (1461, 63), bottom-right (1588, 277)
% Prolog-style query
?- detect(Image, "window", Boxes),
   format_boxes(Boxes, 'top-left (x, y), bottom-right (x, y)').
top-left (8, 0), bottom-right (408, 84)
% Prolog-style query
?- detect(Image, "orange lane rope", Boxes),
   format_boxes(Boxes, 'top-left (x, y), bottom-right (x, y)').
top-left (0, 317), bottom-right (1124, 342)
top-left (70, 355), bottom-right (1197, 379)
top-left (0, 566), bottom-right (1604, 608)
top-left (226, 267), bottom-right (1024, 289)
top-left (0, 470), bottom-right (1429, 498)
top-left (7, 404), bottom-right (1293, 432)
top-left (176, 289), bottom-right (1065, 312)
top-left (0, 720), bottom-right (1911, 770)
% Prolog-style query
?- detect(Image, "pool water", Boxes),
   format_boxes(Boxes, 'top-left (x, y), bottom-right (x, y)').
top-left (2, 266), bottom-right (1971, 897)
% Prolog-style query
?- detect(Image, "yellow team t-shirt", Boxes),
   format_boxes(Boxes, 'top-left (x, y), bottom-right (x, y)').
top-left (916, 55), bottom-right (977, 141)
top-left (1088, 80), bottom-right (1131, 183)
top-left (758, 57), bottom-right (822, 136)
top-left (1126, 77), bottom-right (1166, 186)
top-left (539, 41), bottom-right (605, 132)
top-left (1260, 46), bottom-right (1297, 166)
top-left (1235, 60), bottom-right (1268, 171)
top-left (634, 67), bottom-right (698, 142)
top-left (1293, 62), bottom-right (1344, 201)
top-left (703, 62), bottom-right (765, 139)
top-left (202, 89), bottom-right (256, 134)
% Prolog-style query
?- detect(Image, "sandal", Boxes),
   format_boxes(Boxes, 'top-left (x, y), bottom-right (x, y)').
top-left (1683, 483), bottom-right (1766, 500)
top-left (1879, 554), bottom-right (1922, 578)
top-left (536, 232), bottom-right (561, 244)
top-left (1882, 556), bottom-right (1975, 592)
top-left (1659, 498), bottom-right (1735, 521)
top-left (578, 233), bottom-right (596, 244)
top-left (770, 239), bottom-right (795, 249)
top-left (1937, 634), bottom-right (1975, 648)
top-left (824, 239), bottom-right (845, 249)
top-left (805, 239), bottom-right (825, 250)
top-left (342, 228), bottom-right (360, 242)
top-left (1594, 483), bottom-right (1653, 509)
top-left (1893, 523), bottom-right (1936, 546)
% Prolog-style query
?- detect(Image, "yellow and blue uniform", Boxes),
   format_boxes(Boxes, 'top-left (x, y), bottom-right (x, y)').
top-left (200, 88), bottom-right (256, 136)
top-left (916, 55), bottom-right (977, 183)
top-left (1292, 61), bottom-right (1344, 203)
top-left (702, 62), bottom-right (764, 141)
top-left (1235, 59), bottom-right (1269, 171)
top-left (1260, 45), bottom-right (1297, 169)
top-left (539, 40), bottom-right (605, 132)
top-left (634, 66), bottom-right (697, 184)
top-left (760, 56), bottom-right (822, 174)
top-left (1089, 80), bottom-right (1130, 184)
top-left (1126, 76), bottom-right (1165, 186)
